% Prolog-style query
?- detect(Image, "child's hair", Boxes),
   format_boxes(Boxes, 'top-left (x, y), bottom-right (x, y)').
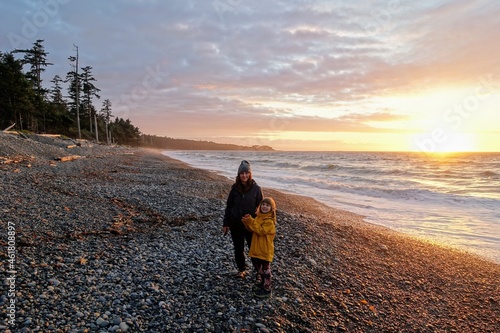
top-left (257, 197), bottom-right (277, 223)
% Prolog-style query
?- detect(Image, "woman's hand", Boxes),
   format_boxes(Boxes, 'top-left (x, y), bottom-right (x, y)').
top-left (222, 226), bottom-right (229, 236)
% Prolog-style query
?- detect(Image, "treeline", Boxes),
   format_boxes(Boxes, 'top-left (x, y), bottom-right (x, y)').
top-left (0, 39), bottom-right (140, 145)
top-left (141, 135), bottom-right (274, 151)
top-left (1, 39), bottom-right (274, 151)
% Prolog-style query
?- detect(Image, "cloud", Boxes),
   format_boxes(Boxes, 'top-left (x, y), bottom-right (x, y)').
top-left (2, 0), bottom-right (499, 150)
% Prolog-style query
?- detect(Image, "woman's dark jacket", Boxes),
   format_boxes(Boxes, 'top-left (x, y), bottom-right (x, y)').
top-left (223, 180), bottom-right (263, 228)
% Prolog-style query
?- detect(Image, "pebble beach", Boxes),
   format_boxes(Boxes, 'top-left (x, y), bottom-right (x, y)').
top-left (1, 132), bottom-right (499, 333)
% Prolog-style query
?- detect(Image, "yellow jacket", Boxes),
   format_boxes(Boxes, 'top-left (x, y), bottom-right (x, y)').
top-left (242, 212), bottom-right (276, 262)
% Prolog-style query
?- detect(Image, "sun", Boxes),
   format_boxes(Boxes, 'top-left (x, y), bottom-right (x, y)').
top-left (412, 132), bottom-right (477, 153)
top-left (435, 134), bottom-right (476, 152)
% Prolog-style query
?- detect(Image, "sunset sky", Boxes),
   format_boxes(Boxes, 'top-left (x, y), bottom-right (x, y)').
top-left (2, 0), bottom-right (499, 152)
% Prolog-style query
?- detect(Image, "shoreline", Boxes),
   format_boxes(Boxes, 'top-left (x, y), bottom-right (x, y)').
top-left (1, 134), bottom-right (499, 332)
top-left (163, 150), bottom-right (500, 265)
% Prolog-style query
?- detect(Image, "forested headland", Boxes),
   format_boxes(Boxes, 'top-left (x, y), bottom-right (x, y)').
top-left (141, 134), bottom-right (274, 151)
top-left (0, 40), bottom-right (273, 151)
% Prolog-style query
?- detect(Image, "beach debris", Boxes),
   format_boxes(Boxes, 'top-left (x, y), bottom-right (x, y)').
top-left (76, 257), bottom-right (88, 265)
top-left (0, 155), bottom-right (33, 165)
top-left (3, 123), bottom-right (16, 131)
top-left (55, 155), bottom-right (82, 162)
top-left (0, 156), bottom-right (15, 164)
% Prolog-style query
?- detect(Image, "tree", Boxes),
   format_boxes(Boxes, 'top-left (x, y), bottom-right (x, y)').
top-left (49, 75), bottom-right (65, 105)
top-left (81, 65), bottom-right (101, 141)
top-left (0, 52), bottom-right (35, 131)
top-left (14, 39), bottom-right (53, 132)
top-left (101, 99), bottom-right (113, 144)
top-left (47, 75), bottom-right (72, 135)
top-left (111, 117), bottom-right (141, 146)
top-left (67, 45), bottom-right (81, 138)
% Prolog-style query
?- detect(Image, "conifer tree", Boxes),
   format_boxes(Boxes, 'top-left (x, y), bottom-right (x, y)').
top-left (67, 45), bottom-right (81, 138)
top-left (14, 39), bottom-right (52, 132)
top-left (48, 75), bottom-right (72, 135)
top-left (81, 65), bottom-right (101, 141)
top-left (0, 52), bottom-right (35, 131)
top-left (101, 99), bottom-right (113, 144)
top-left (50, 75), bottom-right (65, 105)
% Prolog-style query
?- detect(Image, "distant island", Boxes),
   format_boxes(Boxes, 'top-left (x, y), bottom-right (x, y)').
top-left (140, 134), bottom-right (275, 151)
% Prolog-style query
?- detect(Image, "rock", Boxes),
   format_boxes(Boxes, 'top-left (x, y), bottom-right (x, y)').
top-left (379, 244), bottom-right (389, 253)
top-left (48, 278), bottom-right (60, 286)
top-left (119, 322), bottom-right (130, 332)
top-left (96, 317), bottom-right (109, 327)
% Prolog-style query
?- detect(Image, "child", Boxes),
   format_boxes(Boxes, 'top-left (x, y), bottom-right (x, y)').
top-left (242, 197), bottom-right (277, 298)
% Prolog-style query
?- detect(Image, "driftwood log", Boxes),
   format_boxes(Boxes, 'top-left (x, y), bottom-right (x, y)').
top-left (3, 123), bottom-right (16, 131)
top-left (55, 155), bottom-right (82, 162)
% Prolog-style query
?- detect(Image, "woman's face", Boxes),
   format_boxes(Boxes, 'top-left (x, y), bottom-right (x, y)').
top-left (239, 171), bottom-right (250, 183)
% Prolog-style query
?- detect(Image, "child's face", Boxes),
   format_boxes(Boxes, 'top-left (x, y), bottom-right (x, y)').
top-left (260, 202), bottom-right (272, 214)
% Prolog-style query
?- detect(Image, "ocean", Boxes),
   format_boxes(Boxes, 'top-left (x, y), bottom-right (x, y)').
top-left (162, 150), bottom-right (500, 264)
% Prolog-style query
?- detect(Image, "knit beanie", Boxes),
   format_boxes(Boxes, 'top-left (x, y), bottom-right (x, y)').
top-left (238, 160), bottom-right (251, 174)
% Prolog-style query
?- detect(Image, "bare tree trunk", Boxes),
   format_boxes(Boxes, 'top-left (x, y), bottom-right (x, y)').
top-left (105, 122), bottom-right (110, 144)
top-left (89, 107), bottom-right (92, 133)
top-left (94, 112), bottom-right (99, 143)
top-left (74, 45), bottom-right (81, 139)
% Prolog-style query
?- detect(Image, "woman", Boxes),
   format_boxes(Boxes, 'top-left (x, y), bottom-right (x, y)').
top-left (223, 160), bottom-right (264, 278)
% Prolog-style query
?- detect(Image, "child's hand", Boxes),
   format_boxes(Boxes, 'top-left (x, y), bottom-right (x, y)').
top-left (242, 214), bottom-right (251, 222)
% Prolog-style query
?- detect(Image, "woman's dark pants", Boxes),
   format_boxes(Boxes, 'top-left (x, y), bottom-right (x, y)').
top-left (230, 223), bottom-right (253, 272)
